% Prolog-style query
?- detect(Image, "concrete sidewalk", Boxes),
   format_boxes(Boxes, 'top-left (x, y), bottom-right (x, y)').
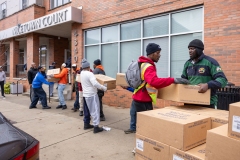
top-left (0, 94), bottom-right (135, 160)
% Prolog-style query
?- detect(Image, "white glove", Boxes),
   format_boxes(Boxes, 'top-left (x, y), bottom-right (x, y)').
top-left (102, 85), bottom-right (107, 92)
top-left (49, 74), bottom-right (54, 78)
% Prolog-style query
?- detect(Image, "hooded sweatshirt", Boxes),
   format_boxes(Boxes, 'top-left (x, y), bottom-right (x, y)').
top-left (132, 56), bottom-right (174, 102)
top-left (54, 68), bottom-right (68, 84)
top-left (32, 72), bottom-right (52, 88)
top-left (0, 71), bottom-right (6, 82)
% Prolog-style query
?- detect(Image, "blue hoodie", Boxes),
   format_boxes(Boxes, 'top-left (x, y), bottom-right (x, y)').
top-left (32, 72), bottom-right (53, 89)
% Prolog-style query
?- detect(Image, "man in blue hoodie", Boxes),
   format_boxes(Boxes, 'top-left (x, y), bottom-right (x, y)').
top-left (29, 66), bottom-right (54, 109)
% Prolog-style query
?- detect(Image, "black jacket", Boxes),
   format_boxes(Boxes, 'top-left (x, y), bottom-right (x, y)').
top-left (27, 67), bottom-right (38, 84)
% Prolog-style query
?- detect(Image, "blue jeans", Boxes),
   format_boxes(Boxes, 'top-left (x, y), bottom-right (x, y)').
top-left (58, 84), bottom-right (66, 105)
top-left (130, 101), bottom-right (136, 131)
top-left (74, 90), bottom-right (79, 109)
top-left (30, 87), bottom-right (48, 107)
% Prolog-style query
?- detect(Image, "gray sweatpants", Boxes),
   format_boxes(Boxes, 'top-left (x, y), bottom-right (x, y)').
top-left (85, 94), bottom-right (100, 126)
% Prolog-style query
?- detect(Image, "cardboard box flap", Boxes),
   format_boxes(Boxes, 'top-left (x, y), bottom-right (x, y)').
top-left (47, 68), bottom-right (60, 75)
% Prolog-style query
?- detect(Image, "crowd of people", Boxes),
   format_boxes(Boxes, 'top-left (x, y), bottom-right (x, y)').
top-left (25, 39), bottom-right (227, 135)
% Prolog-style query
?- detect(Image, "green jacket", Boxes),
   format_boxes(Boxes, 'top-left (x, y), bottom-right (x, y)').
top-left (181, 53), bottom-right (228, 106)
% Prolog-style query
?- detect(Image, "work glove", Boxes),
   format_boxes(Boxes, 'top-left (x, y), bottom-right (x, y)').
top-left (174, 78), bottom-right (190, 84)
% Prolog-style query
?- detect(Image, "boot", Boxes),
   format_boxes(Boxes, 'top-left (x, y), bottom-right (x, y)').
top-left (84, 123), bottom-right (94, 130)
top-left (62, 105), bottom-right (67, 110)
top-left (56, 105), bottom-right (62, 109)
top-left (93, 126), bottom-right (103, 134)
top-left (42, 106), bottom-right (51, 109)
top-left (79, 111), bottom-right (83, 116)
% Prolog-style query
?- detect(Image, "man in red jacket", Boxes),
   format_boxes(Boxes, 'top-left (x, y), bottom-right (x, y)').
top-left (125, 43), bottom-right (189, 134)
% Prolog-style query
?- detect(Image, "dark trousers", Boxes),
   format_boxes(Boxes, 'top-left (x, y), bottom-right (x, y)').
top-left (133, 100), bottom-right (153, 112)
top-left (74, 91), bottom-right (80, 109)
top-left (0, 81), bottom-right (4, 97)
top-left (98, 91), bottom-right (104, 117)
top-left (30, 87), bottom-right (48, 107)
top-left (30, 86), bottom-right (34, 102)
top-left (83, 97), bottom-right (91, 124)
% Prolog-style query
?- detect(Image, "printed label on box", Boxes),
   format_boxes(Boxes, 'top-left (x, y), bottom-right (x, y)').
top-left (136, 139), bottom-right (144, 151)
top-left (173, 155), bottom-right (184, 160)
top-left (232, 115), bottom-right (240, 133)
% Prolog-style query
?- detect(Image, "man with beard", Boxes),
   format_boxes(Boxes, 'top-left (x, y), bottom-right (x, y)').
top-left (181, 39), bottom-right (227, 109)
top-left (29, 66), bottom-right (53, 109)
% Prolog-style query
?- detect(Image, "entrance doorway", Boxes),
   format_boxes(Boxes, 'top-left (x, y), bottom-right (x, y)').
top-left (39, 45), bottom-right (47, 68)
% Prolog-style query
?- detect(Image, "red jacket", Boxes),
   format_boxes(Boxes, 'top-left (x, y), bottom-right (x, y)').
top-left (132, 56), bottom-right (174, 102)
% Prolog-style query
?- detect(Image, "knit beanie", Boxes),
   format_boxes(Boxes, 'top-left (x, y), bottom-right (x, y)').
top-left (146, 43), bottom-right (161, 56)
top-left (94, 59), bottom-right (101, 66)
top-left (188, 39), bottom-right (204, 50)
top-left (82, 59), bottom-right (90, 69)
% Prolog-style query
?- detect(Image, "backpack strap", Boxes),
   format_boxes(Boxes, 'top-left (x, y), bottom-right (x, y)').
top-left (139, 62), bottom-right (152, 91)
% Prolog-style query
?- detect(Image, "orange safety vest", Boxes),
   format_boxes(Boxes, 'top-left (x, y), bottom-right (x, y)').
top-left (133, 63), bottom-right (158, 104)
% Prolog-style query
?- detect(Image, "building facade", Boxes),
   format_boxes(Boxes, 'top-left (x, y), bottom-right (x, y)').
top-left (0, 0), bottom-right (239, 108)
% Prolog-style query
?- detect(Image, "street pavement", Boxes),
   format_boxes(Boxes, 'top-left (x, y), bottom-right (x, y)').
top-left (0, 94), bottom-right (135, 160)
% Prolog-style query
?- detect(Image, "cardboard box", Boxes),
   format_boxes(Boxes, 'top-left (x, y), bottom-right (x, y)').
top-left (76, 74), bottom-right (81, 83)
top-left (47, 68), bottom-right (60, 75)
top-left (166, 106), bottom-right (228, 128)
top-left (47, 77), bottom-right (60, 82)
top-left (135, 134), bottom-right (169, 160)
top-left (116, 73), bottom-right (128, 86)
top-left (205, 124), bottom-right (240, 160)
top-left (228, 102), bottom-right (240, 141)
top-left (170, 143), bottom-right (206, 160)
top-left (137, 108), bottom-right (211, 151)
top-left (157, 84), bottom-right (210, 105)
top-left (95, 74), bottom-right (116, 90)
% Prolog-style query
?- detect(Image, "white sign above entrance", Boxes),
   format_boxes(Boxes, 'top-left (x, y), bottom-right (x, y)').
top-left (0, 6), bottom-right (82, 41)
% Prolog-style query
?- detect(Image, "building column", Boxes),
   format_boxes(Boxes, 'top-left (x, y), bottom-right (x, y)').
top-left (10, 39), bottom-right (19, 78)
top-left (27, 33), bottom-right (39, 69)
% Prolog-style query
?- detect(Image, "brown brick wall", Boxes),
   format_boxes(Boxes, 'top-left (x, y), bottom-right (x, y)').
top-left (27, 33), bottom-right (39, 68)
top-left (9, 39), bottom-right (19, 78)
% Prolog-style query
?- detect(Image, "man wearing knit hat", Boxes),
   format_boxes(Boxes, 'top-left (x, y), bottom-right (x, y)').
top-left (81, 58), bottom-right (107, 133)
top-left (93, 59), bottom-right (106, 121)
top-left (124, 43), bottom-right (189, 134)
top-left (52, 63), bottom-right (69, 110)
top-left (181, 39), bottom-right (227, 108)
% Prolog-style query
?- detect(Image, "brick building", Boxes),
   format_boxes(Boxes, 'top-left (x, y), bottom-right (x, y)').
top-left (0, 0), bottom-right (239, 108)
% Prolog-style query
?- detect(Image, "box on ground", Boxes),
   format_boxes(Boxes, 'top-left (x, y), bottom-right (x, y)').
top-left (47, 68), bottom-right (60, 75)
top-left (228, 102), bottom-right (240, 141)
top-left (137, 108), bottom-right (211, 151)
top-left (116, 73), bottom-right (128, 86)
top-left (135, 134), bottom-right (169, 160)
top-left (205, 124), bottom-right (240, 160)
top-left (170, 143), bottom-right (206, 160)
top-left (166, 105), bottom-right (229, 128)
top-left (47, 77), bottom-right (60, 82)
top-left (94, 74), bottom-right (116, 90)
top-left (157, 84), bottom-right (210, 105)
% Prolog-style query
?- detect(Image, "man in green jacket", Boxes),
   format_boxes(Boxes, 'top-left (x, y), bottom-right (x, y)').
top-left (181, 39), bottom-right (228, 108)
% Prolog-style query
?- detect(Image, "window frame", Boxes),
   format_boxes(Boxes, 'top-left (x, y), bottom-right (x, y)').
top-left (49, 0), bottom-right (71, 10)
top-left (84, 6), bottom-right (204, 77)
top-left (1, 2), bottom-right (7, 19)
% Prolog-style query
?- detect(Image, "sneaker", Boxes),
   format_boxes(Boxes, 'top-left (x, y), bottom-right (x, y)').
top-left (29, 106), bottom-right (37, 109)
top-left (132, 147), bottom-right (136, 154)
top-left (56, 105), bottom-right (62, 109)
top-left (93, 126), bottom-right (103, 134)
top-left (73, 108), bottom-right (78, 112)
top-left (38, 101), bottom-right (41, 105)
top-left (2, 96), bottom-right (5, 99)
top-left (62, 105), bottom-right (67, 110)
top-left (42, 106), bottom-right (51, 109)
top-left (71, 107), bottom-right (75, 110)
top-left (79, 111), bottom-right (83, 116)
top-left (84, 123), bottom-right (94, 130)
top-left (124, 129), bottom-right (136, 134)
top-left (100, 116), bottom-right (106, 121)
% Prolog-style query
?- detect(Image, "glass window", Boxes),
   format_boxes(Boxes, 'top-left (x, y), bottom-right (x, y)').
top-left (144, 15), bottom-right (169, 37)
top-left (170, 33), bottom-right (202, 78)
top-left (22, 0), bottom-right (27, 9)
top-left (101, 43), bottom-right (118, 78)
top-left (39, 46), bottom-right (47, 68)
top-left (144, 37), bottom-right (169, 77)
top-left (121, 21), bottom-right (141, 40)
top-left (57, 0), bottom-right (62, 6)
top-left (120, 41), bottom-right (141, 72)
top-left (171, 8), bottom-right (203, 34)
top-left (85, 46), bottom-right (99, 70)
top-left (102, 25), bottom-right (118, 43)
top-left (50, 0), bottom-right (70, 9)
top-left (86, 29), bottom-right (100, 45)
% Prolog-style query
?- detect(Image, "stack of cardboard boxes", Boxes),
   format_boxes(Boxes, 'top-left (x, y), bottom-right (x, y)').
top-left (135, 84), bottom-right (240, 160)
